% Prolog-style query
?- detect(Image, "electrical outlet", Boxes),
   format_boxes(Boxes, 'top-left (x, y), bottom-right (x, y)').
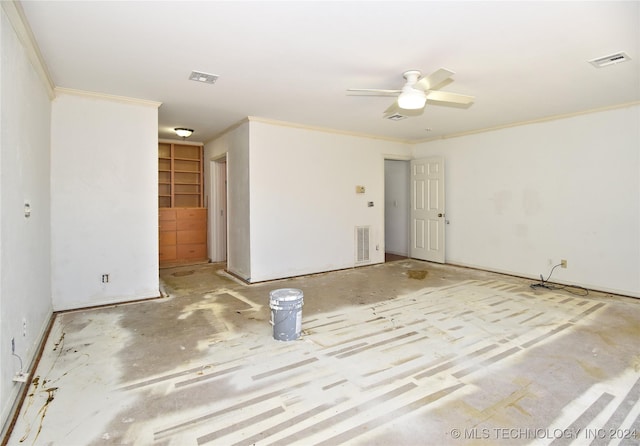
top-left (101, 274), bottom-right (109, 283)
top-left (561, 259), bottom-right (567, 268)
top-left (22, 318), bottom-right (26, 337)
top-left (11, 337), bottom-right (15, 354)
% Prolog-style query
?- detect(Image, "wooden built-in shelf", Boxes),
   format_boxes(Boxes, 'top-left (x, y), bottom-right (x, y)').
top-left (158, 142), bottom-right (204, 208)
top-left (158, 141), bottom-right (208, 267)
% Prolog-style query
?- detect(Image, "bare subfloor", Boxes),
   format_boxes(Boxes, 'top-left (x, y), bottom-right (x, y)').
top-left (6, 260), bottom-right (640, 445)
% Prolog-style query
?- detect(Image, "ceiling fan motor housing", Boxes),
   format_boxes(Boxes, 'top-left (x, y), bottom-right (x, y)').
top-left (402, 70), bottom-right (422, 84)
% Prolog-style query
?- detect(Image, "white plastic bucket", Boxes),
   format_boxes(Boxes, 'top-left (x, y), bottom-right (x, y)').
top-left (269, 288), bottom-right (304, 341)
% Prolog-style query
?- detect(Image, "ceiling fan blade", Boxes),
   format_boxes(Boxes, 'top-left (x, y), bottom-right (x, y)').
top-left (414, 68), bottom-right (455, 91)
top-left (383, 102), bottom-right (399, 115)
top-left (400, 108), bottom-right (425, 117)
top-left (426, 90), bottom-right (475, 105)
top-left (347, 88), bottom-right (401, 97)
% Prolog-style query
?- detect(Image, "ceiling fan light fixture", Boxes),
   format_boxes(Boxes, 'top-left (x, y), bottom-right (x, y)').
top-left (397, 88), bottom-right (426, 110)
top-left (174, 128), bottom-right (194, 138)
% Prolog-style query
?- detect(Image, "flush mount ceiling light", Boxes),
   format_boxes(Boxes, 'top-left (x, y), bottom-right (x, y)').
top-left (174, 128), bottom-right (194, 138)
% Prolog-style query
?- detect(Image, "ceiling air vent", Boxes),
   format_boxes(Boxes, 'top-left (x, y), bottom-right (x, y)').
top-left (189, 71), bottom-right (219, 84)
top-left (588, 52), bottom-right (631, 68)
top-left (386, 113), bottom-right (407, 121)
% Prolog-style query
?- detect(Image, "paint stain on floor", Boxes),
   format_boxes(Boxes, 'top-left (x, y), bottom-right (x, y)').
top-left (407, 269), bottom-right (428, 280)
top-left (172, 270), bottom-right (195, 277)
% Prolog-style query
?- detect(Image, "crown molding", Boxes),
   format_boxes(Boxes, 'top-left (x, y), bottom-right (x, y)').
top-left (55, 87), bottom-right (162, 108)
top-left (208, 116), bottom-right (414, 146)
top-left (158, 138), bottom-right (204, 146)
top-left (207, 102), bottom-right (640, 147)
top-left (246, 116), bottom-right (414, 144)
top-left (207, 117), bottom-right (251, 143)
top-left (2, 1), bottom-right (55, 99)
top-left (413, 101), bottom-right (640, 144)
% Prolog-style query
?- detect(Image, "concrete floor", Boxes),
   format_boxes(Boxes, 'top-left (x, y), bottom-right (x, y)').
top-left (5, 260), bottom-right (640, 445)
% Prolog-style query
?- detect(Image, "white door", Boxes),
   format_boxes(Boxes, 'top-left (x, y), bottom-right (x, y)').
top-left (410, 156), bottom-right (445, 263)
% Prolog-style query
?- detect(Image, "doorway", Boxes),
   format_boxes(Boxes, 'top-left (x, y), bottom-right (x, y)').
top-left (384, 159), bottom-right (410, 261)
top-left (209, 157), bottom-right (227, 263)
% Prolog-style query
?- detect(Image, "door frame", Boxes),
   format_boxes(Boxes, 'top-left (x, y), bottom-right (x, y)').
top-left (383, 154), bottom-right (412, 260)
top-left (209, 155), bottom-right (227, 262)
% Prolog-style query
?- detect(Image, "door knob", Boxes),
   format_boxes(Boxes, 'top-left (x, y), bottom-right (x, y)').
top-left (438, 213), bottom-right (444, 217)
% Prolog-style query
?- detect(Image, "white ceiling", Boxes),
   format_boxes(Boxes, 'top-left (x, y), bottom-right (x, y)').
top-left (19, 1), bottom-right (640, 143)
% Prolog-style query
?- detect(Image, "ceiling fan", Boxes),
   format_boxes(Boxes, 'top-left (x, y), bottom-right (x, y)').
top-left (347, 68), bottom-right (474, 118)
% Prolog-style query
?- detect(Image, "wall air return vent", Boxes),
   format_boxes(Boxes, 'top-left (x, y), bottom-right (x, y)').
top-left (386, 113), bottom-right (407, 121)
top-left (355, 226), bottom-right (370, 264)
top-left (189, 71), bottom-right (219, 84)
top-left (588, 52), bottom-right (631, 68)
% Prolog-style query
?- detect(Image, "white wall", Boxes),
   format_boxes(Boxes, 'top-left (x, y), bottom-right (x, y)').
top-left (384, 159), bottom-right (410, 256)
top-left (50, 92), bottom-right (160, 310)
top-left (413, 105), bottom-right (640, 297)
top-left (205, 122), bottom-right (251, 280)
top-left (0, 6), bottom-right (53, 432)
top-left (247, 121), bottom-right (411, 282)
